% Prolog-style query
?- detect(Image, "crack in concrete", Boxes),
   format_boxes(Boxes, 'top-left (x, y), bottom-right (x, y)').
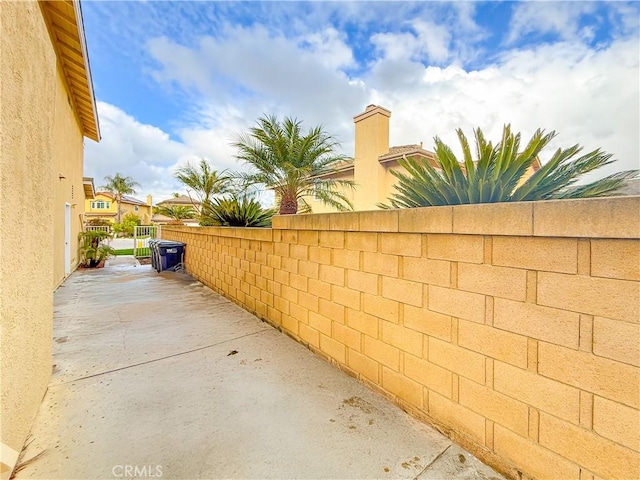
top-left (50, 328), bottom-right (272, 387)
top-left (119, 311), bottom-right (129, 352)
top-left (413, 444), bottom-right (451, 480)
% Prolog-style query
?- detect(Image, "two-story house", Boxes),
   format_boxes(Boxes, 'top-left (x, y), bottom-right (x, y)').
top-left (151, 194), bottom-right (201, 225)
top-left (85, 192), bottom-right (153, 224)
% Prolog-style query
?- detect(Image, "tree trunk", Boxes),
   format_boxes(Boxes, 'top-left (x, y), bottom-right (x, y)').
top-left (279, 195), bottom-right (298, 215)
top-left (116, 196), bottom-right (122, 223)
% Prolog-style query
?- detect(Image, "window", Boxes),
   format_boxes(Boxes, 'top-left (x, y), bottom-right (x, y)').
top-left (313, 180), bottom-right (322, 200)
top-left (134, 205), bottom-right (139, 211)
top-left (90, 200), bottom-right (111, 209)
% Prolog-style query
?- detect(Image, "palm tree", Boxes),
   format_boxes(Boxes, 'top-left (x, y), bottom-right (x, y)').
top-left (383, 125), bottom-right (638, 208)
top-left (175, 159), bottom-right (231, 223)
top-left (201, 195), bottom-right (275, 227)
top-left (233, 115), bottom-right (355, 214)
top-left (101, 173), bottom-right (141, 223)
top-left (153, 204), bottom-right (196, 221)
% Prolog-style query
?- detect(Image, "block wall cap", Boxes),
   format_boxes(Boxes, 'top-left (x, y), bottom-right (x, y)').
top-left (533, 196), bottom-right (640, 239)
top-left (453, 202), bottom-right (534, 236)
top-left (273, 197), bottom-right (639, 238)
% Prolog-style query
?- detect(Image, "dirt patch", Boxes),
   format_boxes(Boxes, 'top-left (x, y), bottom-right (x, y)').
top-left (78, 261), bottom-right (105, 269)
top-left (342, 396), bottom-right (375, 414)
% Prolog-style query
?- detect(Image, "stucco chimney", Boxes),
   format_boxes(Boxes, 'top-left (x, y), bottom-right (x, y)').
top-left (353, 105), bottom-right (391, 159)
top-left (147, 194), bottom-right (152, 206)
top-left (352, 105), bottom-right (391, 210)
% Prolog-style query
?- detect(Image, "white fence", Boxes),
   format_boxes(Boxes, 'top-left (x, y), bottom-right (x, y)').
top-left (85, 225), bottom-right (111, 234)
top-left (133, 225), bottom-right (160, 258)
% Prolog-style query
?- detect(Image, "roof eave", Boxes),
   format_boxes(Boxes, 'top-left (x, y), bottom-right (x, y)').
top-left (82, 177), bottom-right (95, 198)
top-left (73, 0), bottom-right (100, 141)
top-left (39, 0), bottom-right (101, 142)
top-left (378, 149), bottom-right (436, 164)
top-left (311, 162), bottom-right (355, 179)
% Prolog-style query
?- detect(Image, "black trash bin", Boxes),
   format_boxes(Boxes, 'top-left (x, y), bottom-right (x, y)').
top-left (156, 240), bottom-right (186, 272)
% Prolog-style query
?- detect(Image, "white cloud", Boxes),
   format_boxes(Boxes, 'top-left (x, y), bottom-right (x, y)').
top-left (370, 20), bottom-right (452, 64)
top-left (367, 37), bottom-right (639, 179)
top-left (146, 24), bottom-right (369, 151)
top-left (413, 20), bottom-right (452, 64)
top-left (507, 2), bottom-right (600, 44)
top-left (299, 28), bottom-right (354, 70)
top-left (85, 102), bottom-right (199, 203)
top-left (371, 31), bottom-right (422, 62)
top-left (86, 3), bottom-right (639, 208)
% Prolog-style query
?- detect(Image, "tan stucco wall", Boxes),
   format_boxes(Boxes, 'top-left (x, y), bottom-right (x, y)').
top-left (305, 170), bottom-right (356, 214)
top-left (0, 1), bottom-right (89, 476)
top-left (164, 196), bottom-right (640, 480)
top-left (53, 67), bottom-right (85, 289)
top-left (0, 1), bottom-right (56, 475)
top-left (120, 202), bottom-right (152, 224)
top-left (305, 106), bottom-right (392, 213)
top-left (382, 162), bottom-right (409, 205)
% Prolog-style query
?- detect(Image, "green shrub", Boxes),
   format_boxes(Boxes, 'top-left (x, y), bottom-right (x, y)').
top-left (78, 230), bottom-right (115, 267)
top-left (382, 125), bottom-right (638, 208)
top-left (201, 196), bottom-right (275, 227)
top-left (113, 213), bottom-right (141, 237)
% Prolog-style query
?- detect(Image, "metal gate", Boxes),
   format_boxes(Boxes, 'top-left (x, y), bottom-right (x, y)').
top-left (133, 225), bottom-right (160, 258)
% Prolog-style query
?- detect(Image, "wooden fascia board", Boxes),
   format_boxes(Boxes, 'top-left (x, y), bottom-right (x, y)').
top-left (39, 0), bottom-right (101, 142)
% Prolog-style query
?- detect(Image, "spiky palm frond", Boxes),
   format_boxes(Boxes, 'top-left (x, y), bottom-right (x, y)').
top-left (175, 159), bottom-right (232, 224)
top-left (383, 125), bottom-right (638, 208)
top-left (234, 115), bottom-right (354, 214)
top-left (175, 159), bottom-right (231, 204)
top-left (201, 195), bottom-right (275, 227)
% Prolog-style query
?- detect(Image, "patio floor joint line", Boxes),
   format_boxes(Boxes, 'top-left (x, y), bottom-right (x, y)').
top-left (412, 444), bottom-right (451, 479)
top-left (51, 328), bottom-right (271, 387)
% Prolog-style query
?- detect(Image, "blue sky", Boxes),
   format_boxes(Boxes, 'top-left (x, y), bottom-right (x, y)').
top-left (80, 1), bottom-right (640, 203)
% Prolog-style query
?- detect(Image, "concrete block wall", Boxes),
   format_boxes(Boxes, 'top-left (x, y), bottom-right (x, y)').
top-left (163, 196), bottom-right (640, 480)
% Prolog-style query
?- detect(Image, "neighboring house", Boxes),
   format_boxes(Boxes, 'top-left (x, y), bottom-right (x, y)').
top-left (306, 105), bottom-right (541, 213)
top-left (0, 1), bottom-right (100, 478)
top-left (85, 192), bottom-right (153, 224)
top-left (152, 195), bottom-right (201, 225)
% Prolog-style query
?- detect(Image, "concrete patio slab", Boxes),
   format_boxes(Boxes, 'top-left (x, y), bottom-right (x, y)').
top-left (14, 264), bottom-right (504, 480)
top-left (103, 255), bottom-right (140, 268)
